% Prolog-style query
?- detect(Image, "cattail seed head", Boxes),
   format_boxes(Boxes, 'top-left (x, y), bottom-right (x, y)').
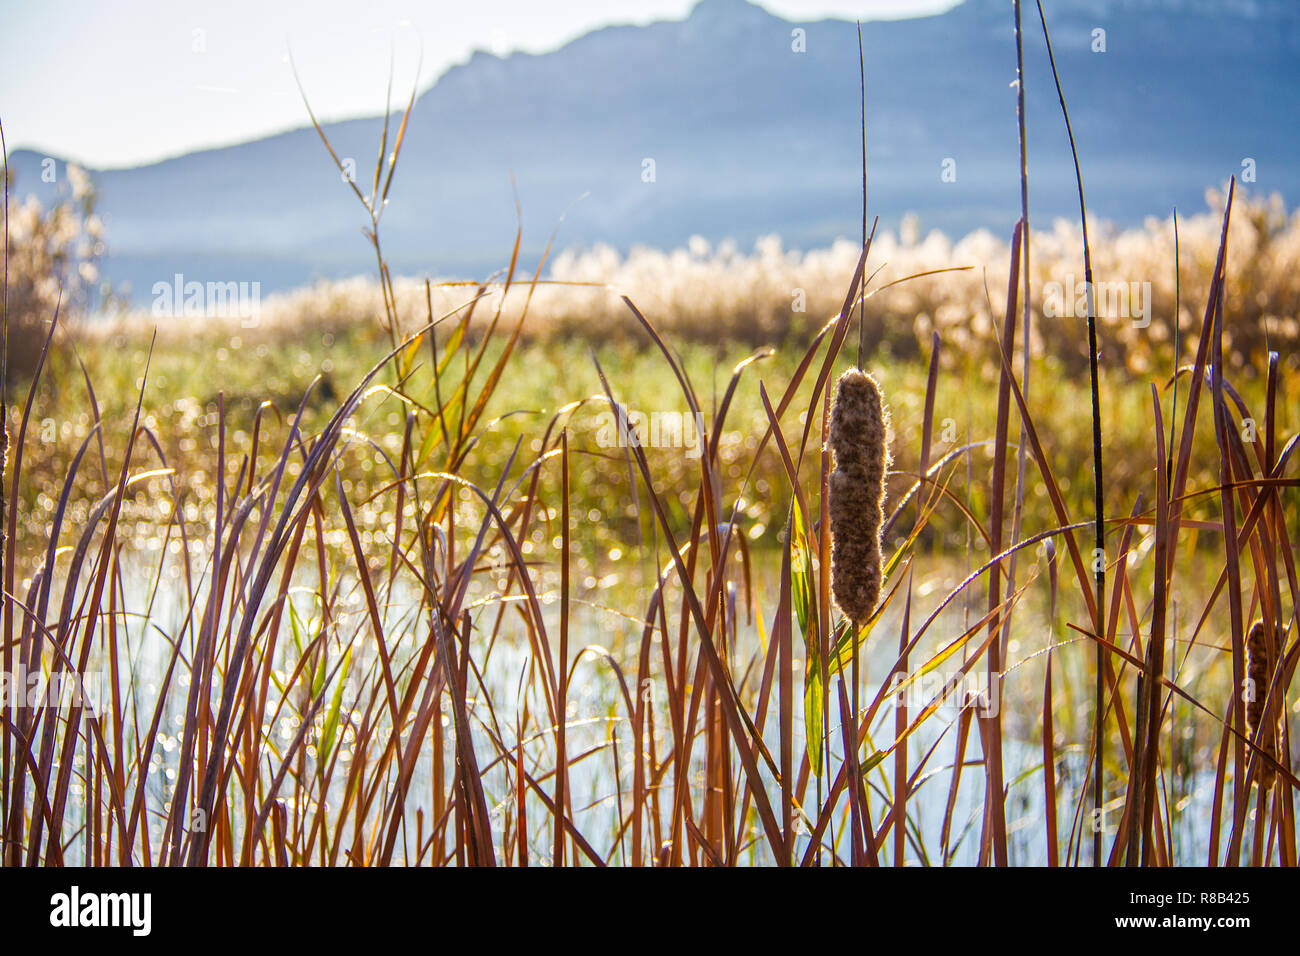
top-left (1246, 618), bottom-right (1279, 789)
top-left (828, 368), bottom-right (890, 627)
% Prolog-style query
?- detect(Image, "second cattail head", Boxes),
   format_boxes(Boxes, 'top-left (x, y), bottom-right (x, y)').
top-left (1246, 618), bottom-right (1280, 789)
top-left (828, 367), bottom-right (890, 627)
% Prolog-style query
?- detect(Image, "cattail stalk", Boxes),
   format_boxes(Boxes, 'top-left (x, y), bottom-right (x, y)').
top-left (1246, 619), bottom-right (1279, 789)
top-left (828, 368), bottom-right (889, 627)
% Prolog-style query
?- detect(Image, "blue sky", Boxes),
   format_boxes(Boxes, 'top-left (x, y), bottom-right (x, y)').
top-left (0, 0), bottom-right (957, 168)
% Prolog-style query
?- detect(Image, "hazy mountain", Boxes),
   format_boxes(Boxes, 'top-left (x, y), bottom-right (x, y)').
top-left (8, 0), bottom-right (1299, 303)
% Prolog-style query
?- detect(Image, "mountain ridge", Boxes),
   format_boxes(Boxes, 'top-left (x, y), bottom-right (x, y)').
top-left (7, 0), bottom-right (1297, 302)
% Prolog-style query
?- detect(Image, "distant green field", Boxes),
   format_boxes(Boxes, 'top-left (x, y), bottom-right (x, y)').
top-left (21, 316), bottom-right (1295, 566)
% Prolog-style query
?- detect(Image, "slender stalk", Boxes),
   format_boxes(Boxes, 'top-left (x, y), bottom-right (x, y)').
top-left (1000, 0), bottom-right (1033, 673)
top-left (1036, 0), bottom-right (1107, 867)
top-left (856, 21), bottom-right (868, 371)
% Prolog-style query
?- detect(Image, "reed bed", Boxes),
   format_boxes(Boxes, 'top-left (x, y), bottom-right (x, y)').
top-left (82, 189), bottom-right (1300, 376)
top-left (1, 4), bottom-right (1296, 867)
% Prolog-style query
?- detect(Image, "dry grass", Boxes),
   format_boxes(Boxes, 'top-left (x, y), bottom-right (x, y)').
top-left (80, 189), bottom-right (1300, 379)
top-left (1, 4), bottom-right (1297, 868)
